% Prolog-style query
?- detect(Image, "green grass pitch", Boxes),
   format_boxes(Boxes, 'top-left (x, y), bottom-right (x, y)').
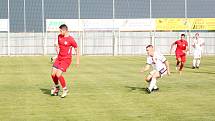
top-left (0, 56), bottom-right (215, 121)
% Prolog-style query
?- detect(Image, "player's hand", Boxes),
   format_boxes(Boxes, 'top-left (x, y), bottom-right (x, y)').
top-left (167, 71), bottom-right (171, 75)
top-left (140, 69), bottom-right (144, 73)
top-left (182, 50), bottom-right (188, 54)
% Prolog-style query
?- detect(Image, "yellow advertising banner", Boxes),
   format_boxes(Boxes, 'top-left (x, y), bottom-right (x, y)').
top-left (156, 18), bottom-right (215, 30)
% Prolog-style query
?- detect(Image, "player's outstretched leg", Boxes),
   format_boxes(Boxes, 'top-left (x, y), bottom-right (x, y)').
top-left (145, 76), bottom-right (152, 94)
top-left (58, 76), bottom-right (69, 98)
top-left (61, 88), bottom-right (69, 98)
top-left (56, 70), bottom-right (69, 98)
top-left (179, 62), bottom-right (184, 75)
top-left (146, 71), bottom-right (160, 94)
top-left (176, 60), bottom-right (180, 70)
top-left (192, 58), bottom-right (197, 69)
top-left (51, 68), bottom-right (60, 96)
top-left (147, 78), bottom-right (157, 94)
top-left (196, 58), bottom-right (201, 69)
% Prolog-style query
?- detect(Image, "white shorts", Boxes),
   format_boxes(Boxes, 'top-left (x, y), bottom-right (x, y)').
top-left (149, 68), bottom-right (167, 78)
top-left (193, 49), bottom-right (202, 59)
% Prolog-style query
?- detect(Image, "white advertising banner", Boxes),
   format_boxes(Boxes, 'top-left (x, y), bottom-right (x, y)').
top-left (46, 19), bottom-right (155, 31)
top-left (118, 19), bottom-right (156, 31)
top-left (82, 19), bottom-right (114, 29)
top-left (0, 19), bottom-right (9, 31)
top-left (46, 19), bottom-right (81, 31)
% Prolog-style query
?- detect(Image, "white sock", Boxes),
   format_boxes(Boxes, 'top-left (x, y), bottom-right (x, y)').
top-left (196, 59), bottom-right (201, 67)
top-left (153, 85), bottom-right (158, 89)
top-left (149, 78), bottom-right (157, 91)
top-left (193, 59), bottom-right (197, 67)
top-left (63, 87), bottom-right (67, 90)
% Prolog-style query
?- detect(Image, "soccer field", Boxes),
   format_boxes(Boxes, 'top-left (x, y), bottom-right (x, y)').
top-left (0, 56), bottom-right (215, 121)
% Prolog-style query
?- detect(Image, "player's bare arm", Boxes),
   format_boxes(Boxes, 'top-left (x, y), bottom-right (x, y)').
top-left (140, 64), bottom-right (150, 73)
top-left (170, 42), bottom-right (175, 54)
top-left (55, 44), bottom-right (59, 54)
top-left (74, 47), bottom-right (80, 67)
top-left (192, 39), bottom-right (195, 48)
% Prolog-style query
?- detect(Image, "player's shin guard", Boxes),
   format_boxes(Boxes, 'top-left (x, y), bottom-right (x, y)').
top-left (58, 76), bottom-right (66, 89)
top-left (51, 75), bottom-right (59, 85)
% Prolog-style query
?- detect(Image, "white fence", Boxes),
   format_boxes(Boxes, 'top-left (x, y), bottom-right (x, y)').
top-left (0, 31), bottom-right (215, 56)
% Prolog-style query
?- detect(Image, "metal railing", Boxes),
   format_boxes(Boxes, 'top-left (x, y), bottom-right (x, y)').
top-left (1, 31), bottom-right (215, 56)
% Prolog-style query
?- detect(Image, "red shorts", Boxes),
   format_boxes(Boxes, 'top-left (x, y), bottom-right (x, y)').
top-left (53, 58), bottom-right (71, 72)
top-left (176, 53), bottom-right (186, 62)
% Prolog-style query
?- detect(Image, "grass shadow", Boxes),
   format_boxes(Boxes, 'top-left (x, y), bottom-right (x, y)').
top-left (125, 86), bottom-right (146, 92)
top-left (184, 66), bottom-right (193, 69)
top-left (40, 88), bottom-right (50, 95)
top-left (170, 71), bottom-right (178, 74)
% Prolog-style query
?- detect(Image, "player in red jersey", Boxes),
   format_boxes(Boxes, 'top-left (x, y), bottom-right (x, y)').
top-left (170, 34), bottom-right (189, 75)
top-left (50, 24), bottom-right (80, 98)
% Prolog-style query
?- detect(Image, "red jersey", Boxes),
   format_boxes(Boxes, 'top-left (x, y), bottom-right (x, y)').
top-left (175, 39), bottom-right (188, 55)
top-left (57, 34), bottom-right (77, 59)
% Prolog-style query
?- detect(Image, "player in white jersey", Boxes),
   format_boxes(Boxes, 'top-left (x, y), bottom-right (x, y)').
top-left (192, 33), bottom-right (205, 69)
top-left (140, 45), bottom-right (170, 94)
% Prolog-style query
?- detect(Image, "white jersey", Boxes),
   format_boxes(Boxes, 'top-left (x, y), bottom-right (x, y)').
top-left (147, 52), bottom-right (167, 74)
top-left (192, 38), bottom-right (204, 58)
top-left (192, 38), bottom-right (204, 51)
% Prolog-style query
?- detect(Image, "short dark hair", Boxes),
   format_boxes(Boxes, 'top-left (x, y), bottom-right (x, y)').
top-left (59, 24), bottom-right (68, 30)
top-left (181, 34), bottom-right (185, 37)
top-left (146, 45), bottom-right (153, 49)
